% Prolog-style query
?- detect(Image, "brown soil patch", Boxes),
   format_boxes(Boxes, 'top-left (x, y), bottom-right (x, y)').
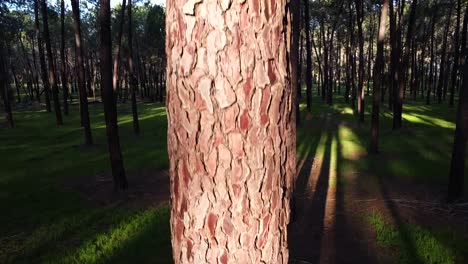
top-left (63, 168), bottom-right (170, 208)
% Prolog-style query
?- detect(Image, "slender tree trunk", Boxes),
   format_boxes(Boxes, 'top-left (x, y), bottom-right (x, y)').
top-left (71, 0), bottom-right (93, 145)
top-left (355, 0), bottom-right (365, 122)
top-left (60, 0), bottom-right (69, 115)
top-left (450, 0), bottom-right (461, 107)
top-left (34, 0), bottom-right (51, 112)
top-left (448, 5), bottom-right (468, 202)
top-left (371, 0), bottom-right (389, 153)
top-left (0, 42), bottom-right (14, 128)
top-left (127, 0), bottom-right (140, 135)
top-left (393, 0), bottom-right (417, 129)
top-left (112, 0), bottom-right (127, 102)
top-left (426, 11), bottom-right (436, 105)
top-left (99, 0), bottom-right (128, 190)
top-left (303, 0), bottom-right (312, 114)
top-left (349, 2), bottom-right (357, 109)
top-left (40, 0), bottom-right (63, 125)
top-left (166, 0), bottom-right (295, 262)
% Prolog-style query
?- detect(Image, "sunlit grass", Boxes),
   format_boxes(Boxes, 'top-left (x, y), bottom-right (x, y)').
top-left (368, 212), bottom-right (466, 264)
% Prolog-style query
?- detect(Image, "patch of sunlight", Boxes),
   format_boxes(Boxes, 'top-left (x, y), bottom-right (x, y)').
top-left (299, 103), bottom-right (307, 111)
top-left (338, 126), bottom-right (366, 160)
top-left (402, 112), bottom-right (454, 129)
top-left (340, 107), bottom-right (354, 115)
top-left (94, 111), bottom-right (167, 129)
top-left (60, 209), bottom-right (165, 264)
top-left (297, 130), bottom-right (328, 192)
top-left (368, 212), bottom-right (457, 264)
top-left (319, 135), bottom-right (338, 262)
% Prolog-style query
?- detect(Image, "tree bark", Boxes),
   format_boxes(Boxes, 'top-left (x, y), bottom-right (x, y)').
top-left (355, 0), bottom-right (365, 122)
top-left (60, 0), bottom-right (69, 115)
top-left (127, 0), bottom-right (140, 135)
top-left (34, 0), bottom-right (51, 112)
top-left (112, 0), bottom-right (127, 102)
top-left (166, 0), bottom-right (295, 262)
top-left (371, 0), bottom-right (389, 154)
top-left (449, 0), bottom-right (461, 107)
top-left (0, 42), bottom-right (14, 128)
top-left (393, 0), bottom-right (417, 129)
top-left (303, 0), bottom-right (312, 114)
top-left (448, 4), bottom-right (468, 202)
top-left (40, 0), bottom-right (63, 125)
top-left (71, 0), bottom-right (93, 146)
top-left (99, 0), bottom-right (128, 190)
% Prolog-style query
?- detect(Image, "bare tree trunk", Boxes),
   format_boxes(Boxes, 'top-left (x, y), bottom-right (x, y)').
top-left (99, 0), bottom-right (128, 190)
top-left (112, 0), bottom-right (127, 102)
top-left (0, 42), bottom-right (14, 128)
top-left (166, 0), bottom-right (295, 262)
top-left (393, 0), bottom-right (417, 129)
top-left (71, 0), bottom-right (93, 146)
top-left (34, 0), bottom-right (51, 112)
top-left (127, 0), bottom-right (140, 135)
top-left (303, 0), bottom-right (312, 114)
top-left (449, 0), bottom-right (461, 107)
top-left (426, 10), bottom-right (436, 105)
top-left (448, 5), bottom-right (468, 202)
top-left (371, 0), bottom-right (389, 154)
top-left (40, 0), bottom-right (63, 125)
top-left (355, 0), bottom-right (365, 122)
top-left (60, 0), bottom-right (69, 115)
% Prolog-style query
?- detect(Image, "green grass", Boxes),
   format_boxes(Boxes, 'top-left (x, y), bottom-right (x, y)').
top-left (1, 87), bottom-right (467, 263)
top-left (369, 212), bottom-right (467, 264)
top-left (0, 102), bottom-right (172, 263)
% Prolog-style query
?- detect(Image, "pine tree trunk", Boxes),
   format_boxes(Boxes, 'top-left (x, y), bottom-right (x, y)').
top-left (60, 0), bottom-right (69, 116)
top-left (127, 0), bottom-right (140, 135)
top-left (448, 4), bottom-right (468, 202)
top-left (99, 0), bottom-right (128, 190)
top-left (40, 0), bottom-right (63, 125)
top-left (0, 42), bottom-right (14, 128)
top-left (303, 0), bottom-right (312, 114)
top-left (371, 0), bottom-right (389, 154)
top-left (449, 0), bottom-right (461, 107)
top-left (71, 0), bottom-right (93, 146)
top-left (166, 0), bottom-right (295, 262)
top-left (112, 0), bottom-right (127, 102)
top-left (34, 0), bottom-right (51, 112)
top-left (355, 0), bottom-right (365, 122)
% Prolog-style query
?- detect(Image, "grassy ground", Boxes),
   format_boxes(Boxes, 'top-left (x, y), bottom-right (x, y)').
top-left (1, 89), bottom-right (467, 263)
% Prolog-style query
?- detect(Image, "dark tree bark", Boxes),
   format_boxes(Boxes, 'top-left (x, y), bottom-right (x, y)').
top-left (355, 0), bottom-right (365, 122)
top-left (60, 0), bottom-right (69, 115)
top-left (426, 9), bottom-right (437, 105)
top-left (371, 0), bottom-right (389, 154)
top-left (40, 0), bottom-right (63, 125)
top-left (448, 5), bottom-right (468, 202)
top-left (449, 0), bottom-right (461, 107)
top-left (393, 0), bottom-right (417, 129)
top-left (0, 45), bottom-right (14, 128)
top-left (99, 0), bottom-right (128, 190)
top-left (34, 0), bottom-right (51, 112)
top-left (71, 0), bottom-right (93, 146)
top-left (112, 0), bottom-right (127, 102)
top-left (127, 0), bottom-right (140, 135)
top-left (436, 6), bottom-right (453, 103)
top-left (303, 0), bottom-right (312, 114)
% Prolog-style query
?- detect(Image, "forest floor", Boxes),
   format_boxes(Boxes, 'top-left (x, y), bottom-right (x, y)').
top-left (1, 93), bottom-right (468, 263)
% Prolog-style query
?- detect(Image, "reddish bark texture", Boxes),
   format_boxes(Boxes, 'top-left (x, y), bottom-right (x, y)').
top-left (166, 0), bottom-right (295, 263)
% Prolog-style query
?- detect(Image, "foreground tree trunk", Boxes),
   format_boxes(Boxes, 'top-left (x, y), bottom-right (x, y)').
top-left (71, 0), bottom-right (93, 145)
top-left (371, 0), bottom-right (389, 153)
top-left (99, 0), bottom-right (128, 190)
top-left (448, 5), bottom-right (468, 202)
top-left (40, 0), bottom-right (63, 125)
top-left (166, 0), bottom-right (295, 262)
